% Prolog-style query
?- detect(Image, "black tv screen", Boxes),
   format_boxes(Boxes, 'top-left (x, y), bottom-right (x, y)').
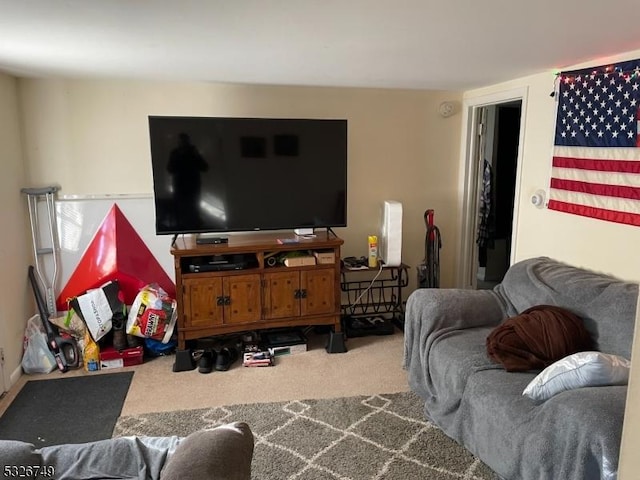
top-left (148, 116), bottom-right (347, 235)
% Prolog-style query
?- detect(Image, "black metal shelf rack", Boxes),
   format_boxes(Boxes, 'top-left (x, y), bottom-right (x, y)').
top-left (340, 263), bottom-right (409, 331)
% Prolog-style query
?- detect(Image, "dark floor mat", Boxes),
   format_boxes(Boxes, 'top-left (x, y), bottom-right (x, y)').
top-left (0, 371), bottom-right (133, 447)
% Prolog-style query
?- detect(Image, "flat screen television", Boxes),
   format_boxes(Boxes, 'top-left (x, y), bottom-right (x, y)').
top-left (148, 116), bottom-right (347, 235)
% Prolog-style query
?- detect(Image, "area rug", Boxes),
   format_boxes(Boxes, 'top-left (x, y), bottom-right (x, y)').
top-left (0, 371), bottom-right (134, 447)
top-left (114, 391), bottom-right (498, 480)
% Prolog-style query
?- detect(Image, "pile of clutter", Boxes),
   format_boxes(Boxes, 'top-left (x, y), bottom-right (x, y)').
top-left (188, 329), bottom-right (309, 373)
top-left (187, 330), bottom-right (296, 373)
top-left (22, 281), bottom-right (178, 374)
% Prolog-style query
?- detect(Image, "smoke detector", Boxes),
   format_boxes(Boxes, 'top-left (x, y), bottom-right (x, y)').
top-left (438, 101), bottom-right (456, 118)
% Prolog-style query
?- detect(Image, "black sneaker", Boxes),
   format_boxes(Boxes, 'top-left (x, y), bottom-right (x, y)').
top-left (215, 346), bottom-right (239, 371)
top-left (198, 350), bottom-right (215, 374)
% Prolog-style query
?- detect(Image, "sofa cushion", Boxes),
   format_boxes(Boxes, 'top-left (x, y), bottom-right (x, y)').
top-left (462, 368), bottom-right (626, 480)
top-left (522, 351), bottom-right (631, 402)
top-left (427, 325), bottom-right (501, 419)
top-left (432, 326), bottom-right (496, 373)
top-left (404, 287), bottom-right (505, 402)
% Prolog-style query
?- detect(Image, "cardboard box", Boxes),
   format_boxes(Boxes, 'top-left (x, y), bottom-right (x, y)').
top-left (283, 256), bottom-right (316, 267)
top-left (314, 251), bottom-right (336, 264)
top-left (99, 345), bottom-right (144, 369)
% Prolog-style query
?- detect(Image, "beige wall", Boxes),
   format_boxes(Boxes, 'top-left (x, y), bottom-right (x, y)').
top-left (0, 73), bottom-right (31, 390)
top-left (18, 79), bottom-right (463, 289)
top-left (463, 49), bottom-right (640, 479)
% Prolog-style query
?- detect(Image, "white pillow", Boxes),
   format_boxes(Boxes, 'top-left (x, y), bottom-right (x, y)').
top-left (522, 351), bottom-right (630, 402)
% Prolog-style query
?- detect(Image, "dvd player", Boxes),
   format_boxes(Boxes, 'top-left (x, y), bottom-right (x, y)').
top-left (187, 254), bottom-right (258, 273)
top-left (189, 262), bottom-right (248, 273)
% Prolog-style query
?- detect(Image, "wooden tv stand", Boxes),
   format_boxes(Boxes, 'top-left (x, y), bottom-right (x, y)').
top-left (171, 230), bottom-right (345, 353)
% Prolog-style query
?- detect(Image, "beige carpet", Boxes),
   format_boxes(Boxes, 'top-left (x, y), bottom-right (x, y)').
top-left (1, 330), bottom-right (410, 417)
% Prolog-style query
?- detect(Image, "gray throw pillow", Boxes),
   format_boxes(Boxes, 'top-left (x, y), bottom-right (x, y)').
top-left (161, 422), bottom-right (254, 480)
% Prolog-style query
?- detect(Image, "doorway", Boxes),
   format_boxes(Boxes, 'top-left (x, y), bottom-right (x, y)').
top-left (476, 102), bottom-right (521, 289)
top-left (456, 88), bottom-right (527, 290)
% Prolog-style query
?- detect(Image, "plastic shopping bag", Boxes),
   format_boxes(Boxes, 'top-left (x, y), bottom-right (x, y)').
top-left (22, 315), bottom-right (56, 374)
top-left (70, 280), bottom-right (124, 342)
top-left (126, 284), bottom-right (177, 343)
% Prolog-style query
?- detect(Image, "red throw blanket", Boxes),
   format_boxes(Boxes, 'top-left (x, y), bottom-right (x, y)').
top-left (486, 304), bottom-right (593, 372)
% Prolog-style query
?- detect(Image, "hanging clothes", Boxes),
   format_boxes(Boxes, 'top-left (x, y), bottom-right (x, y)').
top-left (476, 159), bottom-right (494, 250)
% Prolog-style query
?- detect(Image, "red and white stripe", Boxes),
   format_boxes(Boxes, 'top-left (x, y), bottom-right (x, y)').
top-left (548, 146), bottom-right (640, 226)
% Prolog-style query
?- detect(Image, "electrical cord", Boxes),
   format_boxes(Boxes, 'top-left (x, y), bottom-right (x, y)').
top-left (349, 260), bottom-right (385, 309)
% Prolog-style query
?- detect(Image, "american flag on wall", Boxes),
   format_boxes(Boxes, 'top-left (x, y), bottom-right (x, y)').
top-left (550, 59), bottom-right (640, 226)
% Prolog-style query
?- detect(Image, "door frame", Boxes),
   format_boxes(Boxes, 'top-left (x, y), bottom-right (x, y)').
top-left (0, 343), bottom-right (5, 395)
top-left (455, 87), bottom-right (528, 288)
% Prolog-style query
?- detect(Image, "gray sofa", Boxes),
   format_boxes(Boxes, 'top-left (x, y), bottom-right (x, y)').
top-left (404, 256), bottom-right (638, 480)
top-left (0, 422), bottom-right (254, 480)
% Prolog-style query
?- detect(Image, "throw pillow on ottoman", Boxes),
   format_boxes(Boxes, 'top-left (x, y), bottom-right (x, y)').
top-left (162, 422), bottom-right (254, 480)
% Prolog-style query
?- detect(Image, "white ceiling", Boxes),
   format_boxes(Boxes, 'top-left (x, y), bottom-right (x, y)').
top-left (1, 0), bottom-right (639, 91)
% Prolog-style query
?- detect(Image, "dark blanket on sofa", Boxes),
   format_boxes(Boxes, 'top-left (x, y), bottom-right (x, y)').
top-left (404, 257), bottom-right (638, 480)
top-left (486, 304), bottom-right (593, 372)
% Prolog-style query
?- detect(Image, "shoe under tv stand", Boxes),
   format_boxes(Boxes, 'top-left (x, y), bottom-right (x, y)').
top-left (170, 230), bottom-right (346, 357)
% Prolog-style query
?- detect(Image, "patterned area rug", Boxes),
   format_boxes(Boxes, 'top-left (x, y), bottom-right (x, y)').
top-left (113, 391), bottom-right (497, 480)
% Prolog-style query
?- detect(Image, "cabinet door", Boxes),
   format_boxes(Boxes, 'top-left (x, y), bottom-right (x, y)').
top-left (224, 274), bottom-right (262, 324)
top-left (183, 277), bottom-right (224, 328)
top-left (301, 268), bottom-right (336, 316)
top-left (263, 271), bottom-right (301, 320)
